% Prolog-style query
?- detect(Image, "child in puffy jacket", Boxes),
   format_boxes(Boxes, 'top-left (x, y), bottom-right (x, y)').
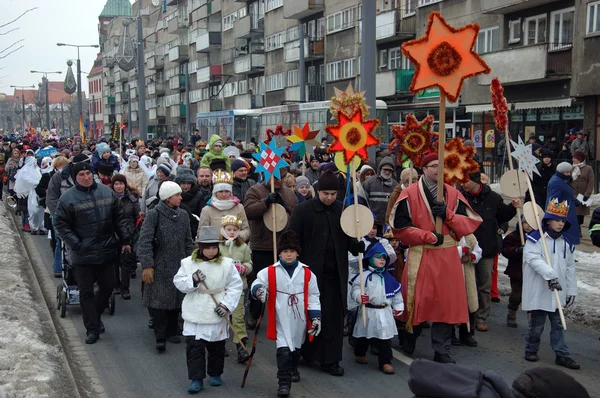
top-left (92, 142), bottom-right (120, 174)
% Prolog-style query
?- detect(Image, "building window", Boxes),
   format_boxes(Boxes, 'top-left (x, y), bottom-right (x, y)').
top-left (266, 0), bottom-right (283, 12)
top-left (389, 48), bottom-right (402, 69)
top-left (508, 19), bottom-right (521, 44)
top-left (476, 26), bottom-right (500, 54)
top-left (326, 58), bottom-right (355, 82)
top-left (418, 0), bottom-right (442, 7)
top-left (238, 80), bottom-right (248, 95)
top-left (403, 0), bottom-right (416, 17)
top-left (266, 73), bottom-right (284, 91)
top-left (379, 49), bottom-right (388, 69)
top-left (379, 0), bottom-right (399, 11)
top-left (550, 7), bottom-right (574, 49)
top-left (588, 1), bottom-right (600, 35)
top-left (287, 69), bottom-right (299, 87)
top-left (265, 31), bottom-right (285, 51)
top-left (326, 7), bottom-right (355, 34)
top-left (524, 14), bottom-right (546, 45)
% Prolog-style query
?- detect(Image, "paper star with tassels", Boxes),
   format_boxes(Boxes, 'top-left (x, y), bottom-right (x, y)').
top-left (389, 114), bottom-right (438, 166)
top-left (329, 83), bottom-right (371, 120)
top-left (510, 136), bottom-right (541, 180)
top-left (252, 140), bottom-right (289, 181)
top-left (401, 11), bottom-right (490, 103)
top-left (326, 108), bottom-right (380, 165)
top-left (288, 122), bottom-right (320, 158)
top-left (443, 138), bottom-right (480, 185)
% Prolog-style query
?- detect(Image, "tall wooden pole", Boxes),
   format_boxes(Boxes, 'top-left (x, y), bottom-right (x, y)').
top-left (504, 127), bottom-right (525, 244)
top-left (353, 167), bottom-right (367, 326)
top-left (271, 176), bottom-right (277, 264)
top-left (435, 92), bottom-right (446, 234)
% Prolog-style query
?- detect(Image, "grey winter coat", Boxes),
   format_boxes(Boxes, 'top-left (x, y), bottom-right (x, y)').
top-left (361, 156), bottom-right (398, 224)
top-left (305, 167), bottom-right (319, 185)
top-left (46, 163), bottom-right (75, 215)
top-left (136, 201), bottom-right (194, 310)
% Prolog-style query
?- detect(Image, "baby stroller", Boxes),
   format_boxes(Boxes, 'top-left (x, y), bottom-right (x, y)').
top-left (56, 243), bottom-right (115, 318)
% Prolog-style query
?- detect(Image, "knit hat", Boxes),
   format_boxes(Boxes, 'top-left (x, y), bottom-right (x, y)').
top-left (319, 161), bottom-right (337, 173)
top-left (573, 150), bottom-right (586, 163)
top-left (318, 170), bottom-right (338, 191)
top-left (463, 139), bottom-right (474, 147)
top-left (277, 230), bottom-right (301, 255)
top-left (231, 159), bottom-right (248, 172)
top-left (210, 158), bottom-right (227, 172)
top-left (157, 162), bottom-right (172, 177)
top-left (71, 161), bottom-right (93, 181)
top-left (468, 171), bottom-right (482, 184)
top-left (72, 144), bottom-right (81, 152)
top-left (72, 153), bottom-right (91, 164)
top-left (98, 163), bottom-right (115, 176)
top-left (421, 152), bottom-right (438, 168)
top-left (295, 176), bottom-right (310, 190)
top-left (159, 181), bottom-right (182, 201)
top-left (174, 166), bottom-right (197, 184)
top-left (96, 142), bottom-right (110, 155)
top-left (556, 162), bottom-right (573, 173)
top-left (512, 367), bottom-right (590, 398)
top-left (111, 174), bottom-right (128, 188)
top-left (128, 155), bottom-right (140, 162)
top-left (212, 170), bottom-right (233, 194)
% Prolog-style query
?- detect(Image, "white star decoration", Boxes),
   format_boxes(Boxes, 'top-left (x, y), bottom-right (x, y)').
top-left (510, 136), bottom-right (540, 180)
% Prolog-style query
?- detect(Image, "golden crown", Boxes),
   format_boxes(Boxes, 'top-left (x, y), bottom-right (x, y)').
top-left (221, 214), bottom-right (243, 228)
top-left (546, 198), bottom-right (569, 218)
top-left (212, 170), bottom-right (233, 185)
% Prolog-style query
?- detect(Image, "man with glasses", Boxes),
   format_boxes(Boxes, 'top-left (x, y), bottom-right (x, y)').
top-left (389, 153), bottom-right (482, 364)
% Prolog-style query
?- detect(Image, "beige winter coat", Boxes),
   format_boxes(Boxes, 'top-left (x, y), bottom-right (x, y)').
top-left (571, 164), bottom-right (594, 216)
top-left (123, 165), bottom-right (149, 195)
top-left (198, 202), bottom-right (250, 242)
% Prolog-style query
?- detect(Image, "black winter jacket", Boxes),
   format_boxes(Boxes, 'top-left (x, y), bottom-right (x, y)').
top-left (460, 184), bottom-right (517, 258)
top-left (46, 164), bottom-right (75, 215)
top-left (54, 181), bottom-right (130, 265)
top-left (232, 177), bottom-right (256, 203)
top-left (118, 190), bottom-right (141, 244)
top-left (589, 207), bottom-right (600, 247)
top-left (502, 229), bottom-right (524, 279)
top-left (525, 162), bottom-right (555, 207)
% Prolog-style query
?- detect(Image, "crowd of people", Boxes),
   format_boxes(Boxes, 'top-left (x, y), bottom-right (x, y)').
top-left (0, 127), bottom-right (597, 397)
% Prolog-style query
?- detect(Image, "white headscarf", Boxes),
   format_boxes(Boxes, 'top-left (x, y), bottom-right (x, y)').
top-left (220, 225), bottom-right (240, 255)
top-left (41, 157), bottom-right (53, 174)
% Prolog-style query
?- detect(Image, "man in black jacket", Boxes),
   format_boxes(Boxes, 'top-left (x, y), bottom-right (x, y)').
top-left (54, 161), bottom-right (131, 344)
top-left (460, 172), bottom-right (520, 332)
top-left (590, 208), bottom-right (600, 247)
top-left (231, 159), bottom-right (256, 203)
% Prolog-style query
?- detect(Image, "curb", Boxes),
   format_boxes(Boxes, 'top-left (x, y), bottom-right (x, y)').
top-left (10, 209), bottom-right (107, 398)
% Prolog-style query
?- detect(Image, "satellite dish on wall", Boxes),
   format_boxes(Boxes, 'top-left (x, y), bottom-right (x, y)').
top-left (152, 0), bottom-right (160, 6)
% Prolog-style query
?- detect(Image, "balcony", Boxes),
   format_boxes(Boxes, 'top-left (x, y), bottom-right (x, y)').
top-left (376, 10), bottom-right (416, 42)
top-left (222, 48), bottom-right (237, 64)
top-left (147, 55), bottom-right (165, 70)
top-left (115, 70), bottom-right (128, 82)
top-left (234, 54), bottom-right (265, 74)
top-left (107, 96), bottom-right (116, 105)
top-left (197, 64), bottom-right (221, 84)
top-left (376, 69), bottom-right (414, 97)
top-left (307, 39), bottom-right (324, 59)
top-left (169, 74), bottom-right (187, 90)
top-left (308, 84), bottom-right (325, 102)
top-left (478, 43), bottom-right (572, 86)
top-left (233, 14), bottom-right (263, 40)
top-left (168, 16), bottom-right (189, 35)
top-left (106, 76), bottom-right (115, 86)
top-left (168, 45), bottom-right (189, 63)
top-left (284, 0), bottom-right (324, 20)
top-left (197, 98), bottom-right (223, 112)
top-left (121, 91), bottom-right (130, 103)
top-left (196, 32), bottom-right (222, 52)
top-left (102, 57), bottom-right (115, 68)
top-left (284, 39), bottom-right (309, 63)
top-left (481, 0), bottom-right (561, 14)
top-left (169, 104), bottom-right (186, 118)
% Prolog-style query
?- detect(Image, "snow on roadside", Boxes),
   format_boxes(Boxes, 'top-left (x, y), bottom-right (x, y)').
top-left (0, 206), bottom-right (60, 397)
top-left (497, 250), bottom-right (600, 327)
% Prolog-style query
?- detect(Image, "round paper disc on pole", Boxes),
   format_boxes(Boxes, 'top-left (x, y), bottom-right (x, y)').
top-left (523, 201), bottom-right (544, 230)
top-left (340, 204), bottom-right (374, 238)
top-left (334, 152), bottom-right (361, 173)
top-left (500, 170), bottom-right (528, 198)
top-left (264, 204), bottom-right (287, 232)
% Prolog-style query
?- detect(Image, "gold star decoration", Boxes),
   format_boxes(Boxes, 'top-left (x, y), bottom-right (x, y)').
top-left (329, 83), bottom-right (371, 120)
top-left (443, 138), bottom-right (480, 185)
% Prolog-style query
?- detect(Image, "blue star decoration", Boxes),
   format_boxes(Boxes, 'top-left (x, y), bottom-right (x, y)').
top-left (510, 136), bottom-right (540, 180)
top-left (252, 140), bottom-right (288, 181)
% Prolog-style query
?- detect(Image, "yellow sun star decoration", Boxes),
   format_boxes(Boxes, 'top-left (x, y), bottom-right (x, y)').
top-left (443, 138), bottom-right (480, 185)
top-left (326, 108), bottom-right (380, 165)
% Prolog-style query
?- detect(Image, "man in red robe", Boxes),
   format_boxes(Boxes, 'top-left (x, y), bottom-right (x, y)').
top-left (389, 153), bottom-right (482, 364)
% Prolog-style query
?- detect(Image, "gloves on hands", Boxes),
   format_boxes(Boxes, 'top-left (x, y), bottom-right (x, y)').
top-left (215, 303), bottom-right (229, 317)
top-left (547, 278), bottom-right (563, 291)
top-left (265, 192), bottom-right (282, 206)
top-left (308, 317), bottom-right (321, 337)
top-left (515, 247), bottom-right (524, 256)
top-left (565, 295), bottom-right (576, 308)
top-left (142, 268), bottom-right (155, 283)
top-left (350, 240), bottom-right (366, 255)
top-left (432, 232), bottom-right (444, 246)
top-left (255, 286), bottom-right (268, 303)
top-left (235, 264), bottom-right (248, 275)
top-left (432, 201), bottom-right (447, 219)
top-left (359, 294), bottom-right (370, 305)
top-left (192, 269), bottom-right (206, 285)
top-left (392, 309), bottom-right (404, 318)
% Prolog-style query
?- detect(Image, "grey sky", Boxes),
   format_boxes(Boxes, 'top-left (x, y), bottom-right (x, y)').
top-left (0, 0), bottom-right (128, 95)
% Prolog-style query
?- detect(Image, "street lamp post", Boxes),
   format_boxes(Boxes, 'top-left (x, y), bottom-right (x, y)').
top-left (10, 85), bottom-right (34, 133)
top-left (56, 43), bottom-right (99, 138)
top-left (30, 70), bottom-right (62, 128)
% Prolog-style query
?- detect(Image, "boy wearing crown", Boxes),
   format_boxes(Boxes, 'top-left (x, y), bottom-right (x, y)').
top-left (522, 197), bottom-right (579, 370)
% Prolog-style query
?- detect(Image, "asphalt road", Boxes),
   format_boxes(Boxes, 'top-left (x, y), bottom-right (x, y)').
top-left (28, 233), bottom-right (600, 398)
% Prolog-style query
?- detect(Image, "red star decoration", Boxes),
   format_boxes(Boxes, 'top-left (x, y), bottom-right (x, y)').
top-left (443, 138), bottom-right (480, 185)
top-left (325, 108), bottom-right (380, 164)
top-left (389, 114), bottom-right (438, 166)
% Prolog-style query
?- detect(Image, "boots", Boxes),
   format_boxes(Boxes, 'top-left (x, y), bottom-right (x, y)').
top-left (507, 309), bottom-right (518, 328)
top-left (277, 347), bottom-right (292, 397)
top-left (236, 338), bottom-right (249, 363)
top-left (291, 350), bottom-right (300, 382)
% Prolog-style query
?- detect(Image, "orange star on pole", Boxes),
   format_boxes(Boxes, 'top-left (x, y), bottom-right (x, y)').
top-left (401, 11), bottom-right (490, 103)
top-left (389, 114), bottom-right (438, 166)
top-left (443, 138), bottom-right (480, 185)
top-left (325, 108), bottom-right (380, 164)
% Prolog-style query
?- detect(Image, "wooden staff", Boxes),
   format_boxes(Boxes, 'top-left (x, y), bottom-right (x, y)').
top-left (271, 175), bottom-right (277, 264)
top-left (504, 126), bottom-right (525, 245)
top-left (200, 280), bottom-right (247, 353)
top-left (524, 177), bottom-right (567, 331)
top-left (302, 153), bottom-right (308, 176)
top-left (352, 167), bottom-right (367, 326)
top-left (240, 304), bottom-right (265, 388)
top-left (435, 92), bottom-right (446, 233)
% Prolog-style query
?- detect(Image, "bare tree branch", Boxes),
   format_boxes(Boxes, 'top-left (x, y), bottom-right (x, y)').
top-left (0, 27), bottom-right (19, 36)
top-left (0, 7), bottom-right (38, 29)
top-left (0, 45), bottom-right (23, 59)
top-left (0, 39), bottom-right (24, 54)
